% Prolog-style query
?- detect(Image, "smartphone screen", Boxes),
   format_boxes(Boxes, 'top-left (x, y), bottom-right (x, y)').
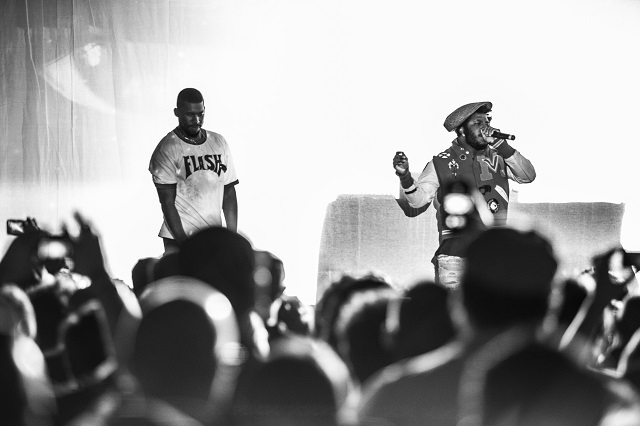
top-left (6, 219), bottom-right (26, 236)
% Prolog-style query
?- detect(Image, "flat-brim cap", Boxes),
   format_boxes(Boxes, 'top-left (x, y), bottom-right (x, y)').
top-left (443, 101), bottom-right (492, 132)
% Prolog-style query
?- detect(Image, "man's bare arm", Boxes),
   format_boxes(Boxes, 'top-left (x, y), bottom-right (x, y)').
top-left (155, 184), bottom-right (188, 244)
top-left (223, 184), bottom-right (238, 232)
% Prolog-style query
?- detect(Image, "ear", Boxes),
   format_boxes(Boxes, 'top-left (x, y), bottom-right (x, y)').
top-left (173, 108), bottom-right (179, 117)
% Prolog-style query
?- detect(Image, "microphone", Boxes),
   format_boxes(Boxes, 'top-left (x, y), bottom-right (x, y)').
top-left (491, 131), bottom-right (516, 141)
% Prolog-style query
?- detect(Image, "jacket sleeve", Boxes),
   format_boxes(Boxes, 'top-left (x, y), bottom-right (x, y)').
top-left (493, 142), bottom-right (536, 184)
top-left (402, 161), bottom-right (440, 208)
top-left (505, 150), bottom-right (536, 183)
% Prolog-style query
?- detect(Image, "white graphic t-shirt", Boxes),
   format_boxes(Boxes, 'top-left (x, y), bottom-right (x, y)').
top-left (149, 129), bottom-right (238, 239)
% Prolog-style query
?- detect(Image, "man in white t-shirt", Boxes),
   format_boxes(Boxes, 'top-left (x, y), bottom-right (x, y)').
top-left (149, 88), bottom-right (239, 253)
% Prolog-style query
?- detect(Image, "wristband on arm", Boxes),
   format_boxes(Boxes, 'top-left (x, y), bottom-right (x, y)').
top-left (398, 171), bottom-right (414, 189)
top-left (493, 141), bottom-right (516, 158)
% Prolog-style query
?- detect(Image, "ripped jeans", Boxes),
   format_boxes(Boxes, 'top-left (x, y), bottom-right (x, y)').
top-left (434, 255), bottom-right (466, 290)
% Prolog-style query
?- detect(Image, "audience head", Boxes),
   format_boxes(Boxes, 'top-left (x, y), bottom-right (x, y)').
top-left (385, 280), bottom-right (456, 361)
top-left (315, 273), bottom-right (394, 350)
top-left (233, 335), bottom-right (351, 426)
top-left (460, 226), bottom-right (558, 328)
top-left (136, 301), bottom-right (215, 399)
top-left (179, 226), bottom-right (256, 318)
top-left (135, 276), bottom-right (244, 423)
top-left (334, 285), bottom-right (398, 383)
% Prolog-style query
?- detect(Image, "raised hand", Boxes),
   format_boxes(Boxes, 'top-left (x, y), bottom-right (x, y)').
top-left (393, 151), bottom-right (410, 176)
top-left (480, 126), bottom-right (501, 145)
top-left (62, 211), bottom-right (109, 280)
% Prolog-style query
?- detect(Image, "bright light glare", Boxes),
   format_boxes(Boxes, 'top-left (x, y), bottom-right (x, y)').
top-left (204, 293), bottom-right (234, 321)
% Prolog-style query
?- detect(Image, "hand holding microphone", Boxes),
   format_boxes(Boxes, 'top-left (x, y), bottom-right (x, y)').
top-left (481, 126), bottom-right (516, 145)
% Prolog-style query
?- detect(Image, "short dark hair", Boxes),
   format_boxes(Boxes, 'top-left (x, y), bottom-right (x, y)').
top-left (314, 274), bottom-right (392, 349)
top-left (134, 300), bottom-right (216, 400)
top-left (179, 227), bottom-right (256, 317)
top-left (461, 227), bottom-right (557, 327)
top-left (176, 88), bottom-right (204, 107)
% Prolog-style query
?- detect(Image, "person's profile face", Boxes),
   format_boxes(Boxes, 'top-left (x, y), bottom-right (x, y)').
top-left (175, 101), bottom-right (205, 136)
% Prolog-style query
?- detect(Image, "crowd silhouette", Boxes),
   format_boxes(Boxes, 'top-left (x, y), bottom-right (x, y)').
top-left (1, 212), bottom-right (640, 425)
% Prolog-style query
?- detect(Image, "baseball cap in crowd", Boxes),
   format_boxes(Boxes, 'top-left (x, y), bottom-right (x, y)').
top-left (443, 101), bottom-right (493, 132)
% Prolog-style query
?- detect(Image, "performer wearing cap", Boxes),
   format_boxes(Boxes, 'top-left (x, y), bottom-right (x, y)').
top-left (392, 101), bottom-right (536, 288)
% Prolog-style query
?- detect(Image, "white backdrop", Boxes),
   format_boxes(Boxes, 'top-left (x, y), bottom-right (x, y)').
top-left (1, 0), bottom-right (639, 304)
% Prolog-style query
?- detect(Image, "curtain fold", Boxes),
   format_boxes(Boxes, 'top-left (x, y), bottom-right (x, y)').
top-left (0, 0), bottom-right (214, 279)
